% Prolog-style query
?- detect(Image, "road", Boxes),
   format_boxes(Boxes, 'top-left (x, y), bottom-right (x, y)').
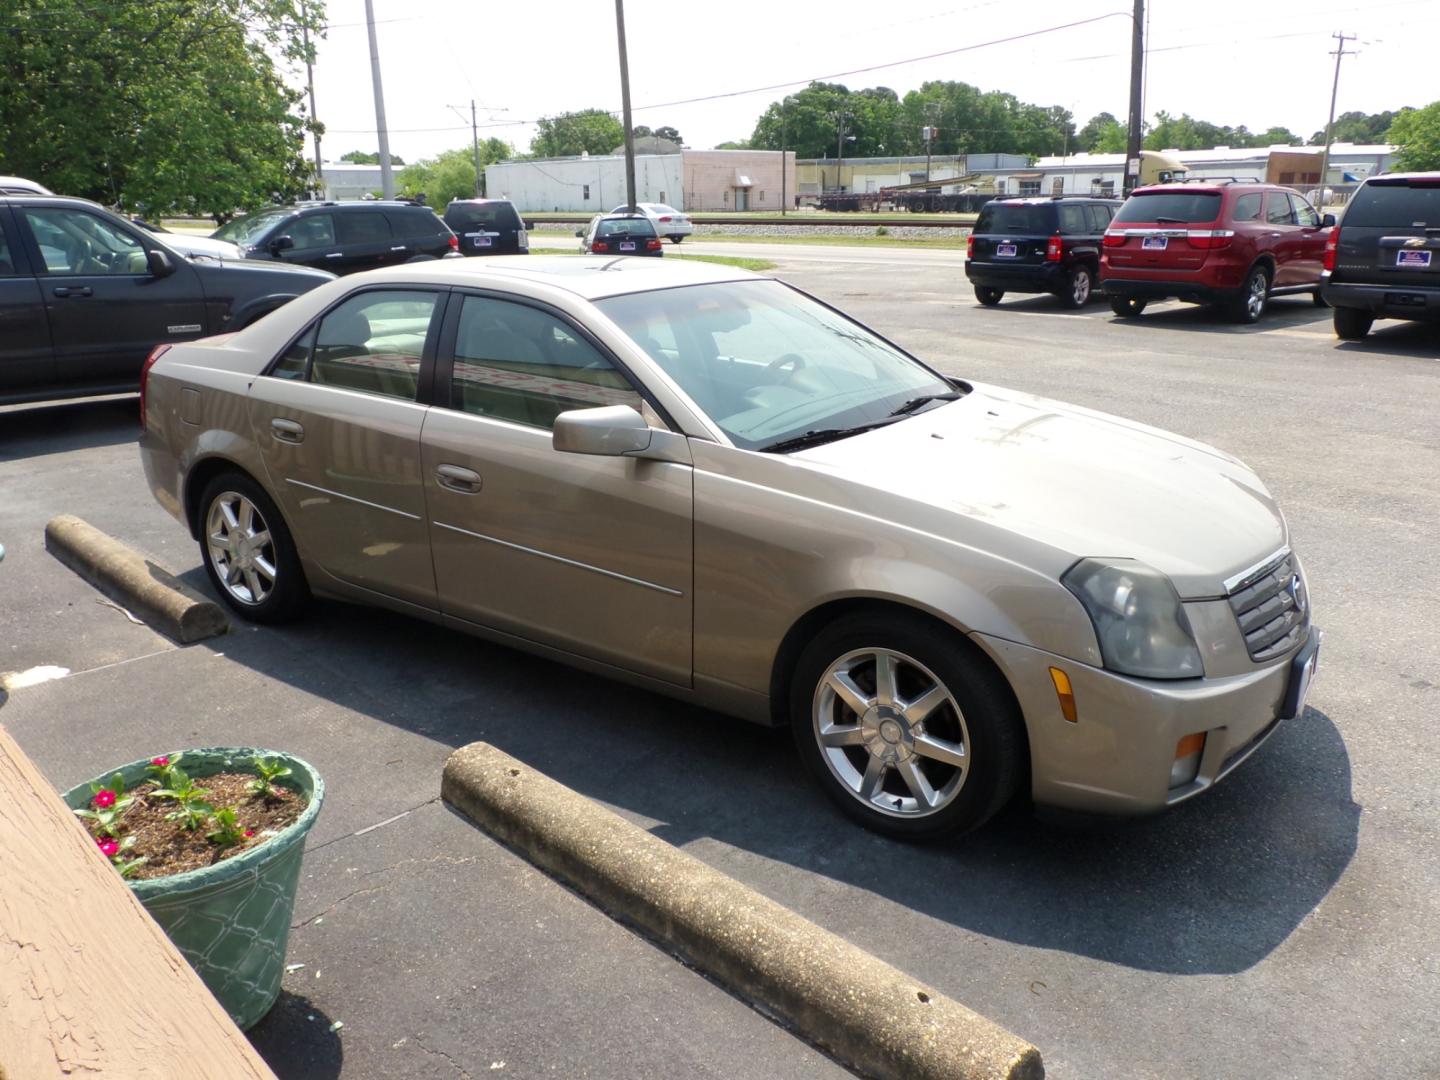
top-left (2, 244), bottom-right (1437, 1080)
top-left (528, 230), bottom-right (968, 267)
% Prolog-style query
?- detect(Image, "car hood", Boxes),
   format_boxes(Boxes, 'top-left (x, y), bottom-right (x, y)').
top-left (788, 382), bottom-right (1284, 598)
top-left (194, 259), bottom-right (335, 285)
top-left (160, 233), bottom-right (244, 260)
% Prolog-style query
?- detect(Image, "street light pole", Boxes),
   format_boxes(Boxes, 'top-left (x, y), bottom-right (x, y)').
top-left (363, 0), bottom-right (394, 198)
top-left (614, 0), bottom-right (637, 212)
top-left (470, 100), bottom-right (482, 196)
top-left (1316, 31), bottom-right (1358, 210)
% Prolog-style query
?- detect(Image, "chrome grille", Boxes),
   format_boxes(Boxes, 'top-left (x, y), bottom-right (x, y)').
top-left (1226, 552), bottom-right (1309, 662)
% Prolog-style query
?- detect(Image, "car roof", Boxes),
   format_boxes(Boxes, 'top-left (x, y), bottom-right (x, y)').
top-left (447, 198), bottom-right (514, 205)
top-left (352, 254), bottom-right (760, 301)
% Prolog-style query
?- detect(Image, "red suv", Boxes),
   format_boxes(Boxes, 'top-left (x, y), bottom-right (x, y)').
top-left (1100, 181), bottom-right (1335, 323)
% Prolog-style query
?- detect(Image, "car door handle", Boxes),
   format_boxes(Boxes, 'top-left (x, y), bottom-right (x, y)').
top-left (389, 245), bottom-right (408, 252)
top-left (436, 464), bottom-right (482, 493)
top-left (53, 286), bottom-right (92, 298)
top-left (270, 418), bottom-right (305, 443)
top-left (324, 252), bottom-right (344, 259)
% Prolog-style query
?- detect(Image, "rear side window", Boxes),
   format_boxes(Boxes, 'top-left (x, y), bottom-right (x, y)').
top-left (1343, 182), bottom-right (1440, 228)
top-left (336, 211), bottom-right (392, 244)
top-left (306, 289), bottom-right (439, 401)
top-left (1057, 205), bottom-right (1088, 234)
top-left (0, 223), bottom-right (15, 275)
top-left (1231, 194), bottom-right (1263, 222)
top-left (445, 202), bottom-right (522, 231)
top-left (1113, 193), bottom-right (1222, 224)
top-left (974, 203), bottom-right (1056, 234)
top-left (386, 210), bottom-right (442, 240)
top-left (1084, 205), bottom-right (1113, 232)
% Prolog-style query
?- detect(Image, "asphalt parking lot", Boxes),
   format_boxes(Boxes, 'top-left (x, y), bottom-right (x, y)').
top-left (3, 244), bottom-right (1438, 1079)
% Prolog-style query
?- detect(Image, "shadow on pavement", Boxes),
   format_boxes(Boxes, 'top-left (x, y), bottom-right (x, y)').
top-left (247, 990), bottom-right (343, 1079)
top-left (1098, 296), bottom-right (1333, 334)
top-left (1335, 319), bottom-right (1440, 359)
top-left (0, 396), bottom-right (140, 462)
top-left (201, 597), bottom-right (1359, 978)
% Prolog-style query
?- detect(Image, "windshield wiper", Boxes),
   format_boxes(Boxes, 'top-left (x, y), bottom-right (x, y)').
top-left (1154, 216), bottom-right (1188, 225)
top-left (887, 390), bottom-right (964, 418)
top-left (759, 418), bottom-right (901, 454)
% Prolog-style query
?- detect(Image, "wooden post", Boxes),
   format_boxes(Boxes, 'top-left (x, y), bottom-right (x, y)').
top-left (0, 723), bottom-right (278, 1080)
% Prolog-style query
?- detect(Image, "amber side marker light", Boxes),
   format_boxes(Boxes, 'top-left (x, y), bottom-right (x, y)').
top-left (1048, 667), bottom-right (1078, 723)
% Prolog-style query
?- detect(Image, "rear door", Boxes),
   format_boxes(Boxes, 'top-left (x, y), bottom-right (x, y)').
top-left (16, 204), bottom-right (208, 390)
top-left (247, 286), bottom-right (445, 608)
top-left (0, 205), bottom-right (54, 396)
top-left (335, 208), bottom-right (399, 271)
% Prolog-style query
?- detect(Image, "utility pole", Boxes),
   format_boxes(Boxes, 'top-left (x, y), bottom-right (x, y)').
top-left (614, 0), bottom-right (637, 212)
top-left (300, 0), bottom-right (322, 193)
top-left (363, 0), bottom-right (394, 198)
top-left (780, 97), bottom-right (789, 216)
top-left (1124, 0), bottom-right (1144, 196)
top-left (447, 102), bottom-right (485, 197)
top-left (832, 109), bottom-right (853, 193)
top-left (1316, 31), bottom-right (1358, 211)
top-left (924, 102), bottom-right (940, 184)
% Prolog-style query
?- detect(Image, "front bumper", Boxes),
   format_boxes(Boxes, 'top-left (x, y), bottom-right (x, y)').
top-left (974, 631), bottom-right (1317, 815)
top-left (1322, 277), bottom-right (1440, 321)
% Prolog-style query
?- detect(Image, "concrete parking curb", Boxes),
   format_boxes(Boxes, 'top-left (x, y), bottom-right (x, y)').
top-left (44, 515), bottom-right (227, 644)
top-left (442, 742), bottom-right (1043, 1080)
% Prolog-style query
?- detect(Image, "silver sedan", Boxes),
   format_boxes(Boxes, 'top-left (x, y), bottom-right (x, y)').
top-left (139, 257), bottom-right (1319, 838)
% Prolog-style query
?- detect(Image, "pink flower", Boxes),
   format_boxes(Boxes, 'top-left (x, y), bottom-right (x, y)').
top-left (97, 839), bottom-right (119, 857)
top-left (244, 830), bottom-right (255, 838)
top-left (150, 756), bottom-right (170, 768)
top-left (92, 790), bottom-right (116, 809)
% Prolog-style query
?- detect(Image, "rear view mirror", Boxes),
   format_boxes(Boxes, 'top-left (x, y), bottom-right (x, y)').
top-left (553, 405), bottom-right (652, 457)
top-left (147, 249), bottom-right (175, 277)
top-left (270, 235), bottom-right (295, 252)
top-left (1321, 213), bottom-right (1337, 227)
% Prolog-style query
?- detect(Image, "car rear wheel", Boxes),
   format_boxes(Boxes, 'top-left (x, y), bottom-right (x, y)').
top-left (1333, 306), bottom-right (1374, 341)
top-left (1109, 296), bottom-right (1147, 318)
top-left (974, 286), bottom-right (1004, 307)
top-left (1061, 266), bottom-right (1094, 309)
top-left (790, 612), bottom-right (1024, 840)
top-left (1231, 266), bottom-right (1271, 323)
top-left (198, 471), bottom-right (308, 623)
top-left (669, 235), bottom-right (684, 244)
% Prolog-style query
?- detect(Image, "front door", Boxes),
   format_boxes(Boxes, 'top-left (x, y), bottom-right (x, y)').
top-left (247, 286), bottom-right (444, 609)
top-left (420, 292), bottom-right (693, 685)
top-left (17, 205), bottom-right (208, 389)
top-left (0, 207), bottom-right (53, 396)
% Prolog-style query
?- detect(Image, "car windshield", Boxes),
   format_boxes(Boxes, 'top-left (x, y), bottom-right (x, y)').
top-left (975, 203), bottom-right (1055, 234)
top-left (1114, 192), bottom-right (1222, 224)
top-left (597, 218), bottom-right (656, 239)
top-left (596, 280), bottom-right (955, 451)
top-left (212, 209), bottom-right (294, 246)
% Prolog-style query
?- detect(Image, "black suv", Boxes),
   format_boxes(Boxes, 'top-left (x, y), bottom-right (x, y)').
top-left (443, 198), bottom-right (530, 255)
top-left (0, 195), bottom-right (333, 404)
top-left (965, 197), bottom-right (1122, 308)
top-left (212, 201), bottom-right (457, 273)
top-left (1322, 173), bottom-right (1440, 340)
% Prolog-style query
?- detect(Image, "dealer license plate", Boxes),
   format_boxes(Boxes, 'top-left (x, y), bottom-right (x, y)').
top-left (472, 235), bottom-right (492, 248)
top-left (1396, 249), bottom-right (1432, 269)
top-left (1142, 235), bottom-right (1169, 251)
top-left (995, 242), bottom-right (1018, 257)
top-left (619, 241), bottom-right (636, 252)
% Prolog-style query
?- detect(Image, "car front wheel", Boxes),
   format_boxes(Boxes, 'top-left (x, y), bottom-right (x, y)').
top-left (670, 235), bottom-right (684, 244)
top-left (1333, 306), bottom-right (1374, 340)
top-left (974, 286), bottom-right (1004, 306)
top-left (198, 471), bottom-right (309, 623)
top-left (790, 613), bottom-right (1024, 840)
top-left (1109, 296), bottom-right (1147, 317)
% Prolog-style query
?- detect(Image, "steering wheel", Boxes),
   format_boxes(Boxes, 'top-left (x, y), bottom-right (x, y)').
top-left (763, 353), bottom-right (806, 381)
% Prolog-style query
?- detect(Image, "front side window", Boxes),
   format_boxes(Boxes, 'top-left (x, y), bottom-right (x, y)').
top-left (301, 289), bottom-right (439, 401)
top-left (23, 208), bottom-right (148, 275)
top-left (1293, 196), bottom-right (1320, 227)
top-left (449, 296), bottom-right (641, 428)
top-left (212, 209), bottom-right (292, 247)
top-left (0, 223), bottom-right (17, 275)
top-left (597, 280), bottom-right (954, 451)
top-left (1264, 193), bottom-right (1295, 226)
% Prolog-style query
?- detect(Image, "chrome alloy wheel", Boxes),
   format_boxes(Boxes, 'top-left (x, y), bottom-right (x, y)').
top-left (1245, 270), bottom-right (1269, 320)
top-left (812, 647), bottom-right (971, 818)
top-left (1072, 268), bottom-right (1092, 305)
top-left (205, 491), bottom-right (277, 606)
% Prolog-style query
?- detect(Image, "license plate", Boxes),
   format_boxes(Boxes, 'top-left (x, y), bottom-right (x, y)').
top-left (1142, 235), bottom-right (1169, 251)
top-left (995, 242), bottom-right (1018, 257)
top-left (1280, 634), bottom-right (1321, 720)
top-left (473, 236), bottom-right (492, 248)
top-left (619, 241), bottom-right (636, 252)
top-left (1396, 249), bottom-right (1431, 268)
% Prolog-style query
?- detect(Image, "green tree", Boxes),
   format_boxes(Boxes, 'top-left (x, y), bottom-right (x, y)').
top-left (653, 125), bottom-right (683, 146)
top-left (340, 149), bottom-right (404, 166)
top-left (1253, 126), bottom-right (1301, 147)
top-left (398, 140), bottom-right (513, 204)
top-left (0, 0), bottom-right (324, 218)
top-left (531, 110), bottom-right (624, 157)
top-left (1312, 109), bottom-right (1412, 146)
top-left (1387, 102), bottom-right (1440, 171)
top-left (714, 139), bottom-right (751, 150)
top-left (750, 82), bottom-right (855, 158)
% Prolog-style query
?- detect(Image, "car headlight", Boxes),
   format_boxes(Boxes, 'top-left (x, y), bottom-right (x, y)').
top-left (1062, 558), bottom-right (1203, 679)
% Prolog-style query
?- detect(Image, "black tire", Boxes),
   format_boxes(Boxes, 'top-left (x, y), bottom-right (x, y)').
top-left (670, 235), bottom-right (684, 244)
top-left (1109, 296), bottom-right (1147, 318)
top-left (405, 253), bottom-right (438, 263)
top-left (196, 470), bottom-right (309, 624)
top-left (789, 611), bottom-right (1025, 840)
top-left (1060, 266), bottom-right (1094, 309)
top-left (1230, 264), bottom-right (1271, 323)
top-left (974, 286), bottom-right (1004, 307)
top-left (1333, 306), bottom-right (1373, 341)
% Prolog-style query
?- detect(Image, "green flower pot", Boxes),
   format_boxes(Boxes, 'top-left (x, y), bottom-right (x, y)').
top-left (64, 747), bottom-right (324, 1030)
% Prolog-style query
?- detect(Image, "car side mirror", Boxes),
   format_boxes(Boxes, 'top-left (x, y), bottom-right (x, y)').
top-left (147, 249), bottom-right (175, 277)
top-left (574, 229), bottom-right (583, 238)
top-left (270, 235), bottom-right (295, 252)
top-left (1321, 213), bottom-right (1337, 228)
top-left (553, 405), bottom-right (652, 457)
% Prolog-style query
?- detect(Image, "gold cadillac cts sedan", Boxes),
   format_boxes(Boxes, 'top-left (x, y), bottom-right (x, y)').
top-left (139, 257), bottom-right (1320, 839)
